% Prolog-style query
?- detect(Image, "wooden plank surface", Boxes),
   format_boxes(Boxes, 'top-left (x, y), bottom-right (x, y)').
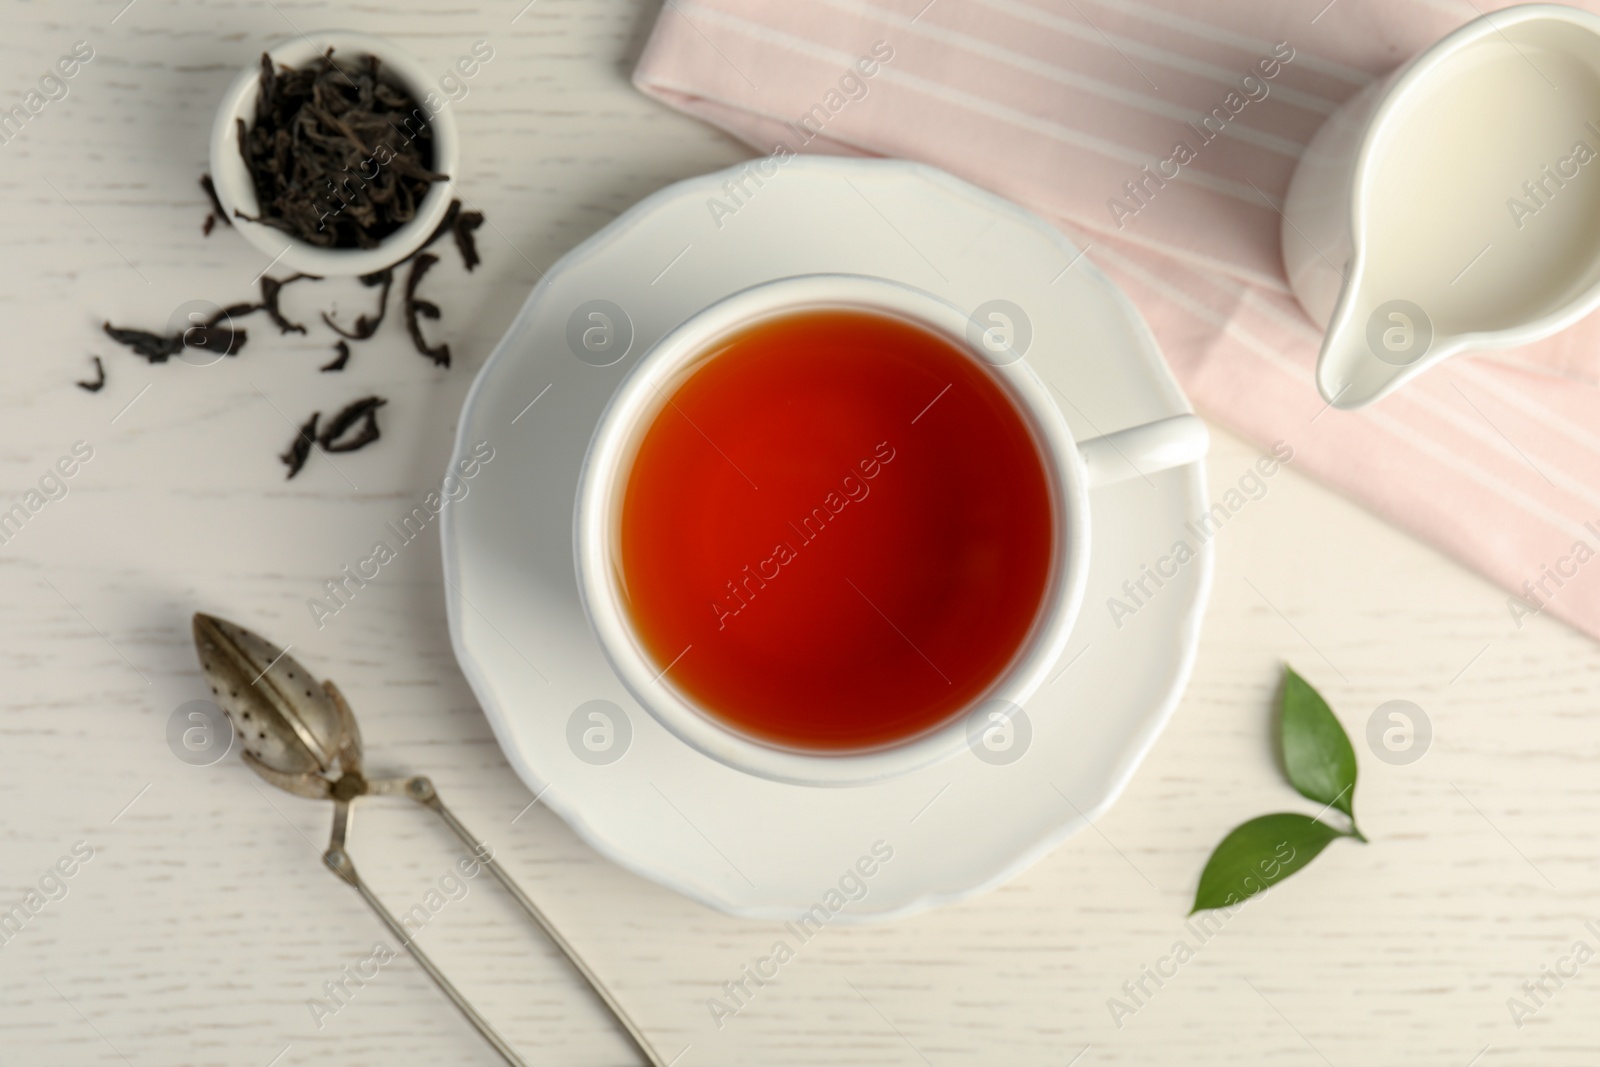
top-left (1, 2), bottom-right (1597, 1064)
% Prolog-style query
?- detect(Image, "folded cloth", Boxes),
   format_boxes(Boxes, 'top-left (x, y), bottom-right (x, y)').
top-left (634, 0), bottom-right (1600, 644)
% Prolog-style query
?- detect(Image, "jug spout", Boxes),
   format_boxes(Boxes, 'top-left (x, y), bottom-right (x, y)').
top-left (1316, 293), bottom-right (1452, 408)
top-left (1287, 6), bottom-right (1600, 410)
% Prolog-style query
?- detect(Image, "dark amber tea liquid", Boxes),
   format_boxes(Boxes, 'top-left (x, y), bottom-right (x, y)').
top-left (618, 308), bottom-right (1054, 750)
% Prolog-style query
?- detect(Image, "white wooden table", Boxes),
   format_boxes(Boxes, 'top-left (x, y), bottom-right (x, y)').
top-left (3, 2), bottom-right (1598, 1065)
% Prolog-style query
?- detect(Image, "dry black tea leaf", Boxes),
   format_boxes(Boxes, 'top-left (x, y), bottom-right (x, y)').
top-left (76, 356), bottom-right (106, 393)
top-left (259, 272), bottom-right (321, 334)
top-left (103, 302), bottom-right (254, 362)
top-left (102, 282), bottom-right (317, 364)
top-left (321, 340), bottom-right (351, 372)
top-left (281, 411), bottom-right (319, 479)
top-left (235, 50), bottom-right (448, 249)
top-left (322, 268), bottom-right (393, 340)
top-left (453, 210), bottom-right (485, 271)
top-left (319, 395), bottom-right (386, 452)
top-left (185, 320), bottom-right (247, 356)
top-left (102, 322), bottom-right (185, 362)
top-left (413, 199), bottom-right (484, 273)
top-left (200, 173), bottom-right (228, 235)
top-left (403, 253), bottom-right (450, 367)
top-left (213, 301), bottom-right (259, 322)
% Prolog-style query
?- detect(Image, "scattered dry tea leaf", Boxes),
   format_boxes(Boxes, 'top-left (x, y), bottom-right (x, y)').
top-left (258, 272), bottom-right (320, 334)
top-left (453, 210), bottom-right (485, 271)
top-left (403, 253), bottom-right (450, 367)
top-left (280, 411), bottom-right (320, 479)
top-left (319, 396), bottom-right (387, 453)
top-left (102, 323), bottom-right (185, 362)
top-left (76, 355), bottom-right (106, 393)
top-left (321, 340), bottom-right (351, 372)
top-left (322, 268), bottom-right (393, 341)
top-left (200, 173), bottom-right (228, 236)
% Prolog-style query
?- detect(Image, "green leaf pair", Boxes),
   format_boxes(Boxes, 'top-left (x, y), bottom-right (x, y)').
top-left (1190, 666), bottom-right (1366, 914)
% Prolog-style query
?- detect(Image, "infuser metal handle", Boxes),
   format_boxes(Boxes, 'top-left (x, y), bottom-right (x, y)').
top-left (323, 807), bottom-right (529, 1067)
top-left (401, 777), bottom-right (669, 1067)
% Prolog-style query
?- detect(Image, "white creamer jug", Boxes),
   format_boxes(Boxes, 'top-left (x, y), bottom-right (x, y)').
top-left (1283, 3), bottom-right (1600, 408)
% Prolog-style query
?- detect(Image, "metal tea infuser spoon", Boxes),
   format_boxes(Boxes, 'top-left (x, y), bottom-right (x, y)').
top-left (193, 613), bottom-right (666, 1067)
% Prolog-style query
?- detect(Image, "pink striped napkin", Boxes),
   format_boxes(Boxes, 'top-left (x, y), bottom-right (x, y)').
top-left (634, 0), bottom-right (1600, 645)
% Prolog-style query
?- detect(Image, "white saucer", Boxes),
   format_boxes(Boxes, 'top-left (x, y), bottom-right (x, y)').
top-left (441, 157), bottom-right (1211, 922)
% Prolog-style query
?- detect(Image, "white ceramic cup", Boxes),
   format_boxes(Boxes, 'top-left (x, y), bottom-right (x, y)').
top-left (574, 274), bottom-right (1208, 787)
top-left (208, 30), bottom-right (460, 277)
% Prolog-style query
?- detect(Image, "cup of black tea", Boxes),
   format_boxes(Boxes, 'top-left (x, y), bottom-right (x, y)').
top-left (574, 274), bottom-right (1210, 786)
top-left (208, 30), bottom-right (461, 277)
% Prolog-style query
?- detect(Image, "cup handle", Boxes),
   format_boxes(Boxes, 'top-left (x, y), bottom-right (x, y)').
top-left (1077, 414), bottom-right (1209, 489)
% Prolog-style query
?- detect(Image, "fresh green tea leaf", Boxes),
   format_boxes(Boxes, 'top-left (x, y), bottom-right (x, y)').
top-left (1279, 666), bottom-right (1359, 826)
top-left (1191, 812), bottom-right (1345, 914)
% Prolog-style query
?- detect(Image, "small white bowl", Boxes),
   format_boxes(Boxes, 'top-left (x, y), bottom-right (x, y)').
top-left (208, 30), bottom-right (459, 277)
